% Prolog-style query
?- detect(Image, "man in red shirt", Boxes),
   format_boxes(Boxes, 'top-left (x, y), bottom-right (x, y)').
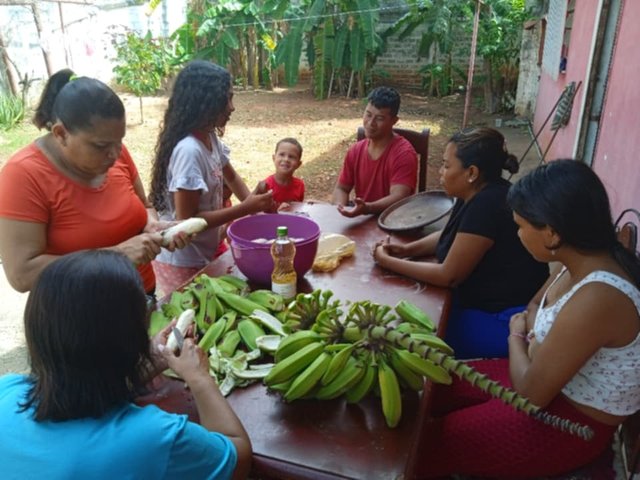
top-left (332, 87), bottom-right (417, 218)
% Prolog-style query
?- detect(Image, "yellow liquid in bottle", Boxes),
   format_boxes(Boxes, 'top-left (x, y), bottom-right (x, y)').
top-left (271, 227), bottom-right (297, 299)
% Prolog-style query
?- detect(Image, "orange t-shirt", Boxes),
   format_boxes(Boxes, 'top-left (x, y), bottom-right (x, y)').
top-left (0, 143), bottom-right (155, 292)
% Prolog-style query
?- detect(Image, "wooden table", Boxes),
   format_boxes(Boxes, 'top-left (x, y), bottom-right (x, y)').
top-left (138, 202), bottom-right (451, 480)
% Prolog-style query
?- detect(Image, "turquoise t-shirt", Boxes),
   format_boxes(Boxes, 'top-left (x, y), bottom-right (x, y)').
top-left (0, 374), bottom-right (237, 479)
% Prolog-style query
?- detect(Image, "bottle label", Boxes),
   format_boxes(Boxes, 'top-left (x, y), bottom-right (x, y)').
top-left (272, 281), bottom-right (296, 299)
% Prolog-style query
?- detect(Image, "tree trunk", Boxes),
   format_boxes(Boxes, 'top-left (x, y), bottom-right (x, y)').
top-left (347, 70), bottom-right (354, 98)
top-left (0, 32), bottom-right (19, 96)
top-left (248, 26), bottom-right (259, 90)
top-left (483, 57), bottom-right (496, 113)
top-left (445, 51), bottom-right (453, 96)
top-left (356, 67), bottom-right (365, 98)
top-left (261, 48), bottom-right (273, 91)
top-left (139, 96), bottom-right (144, 125)
top-left (31, 2), bottom-right (54, 77)
top-left (239, 36), bottom-right (248, 90)
top-left (189, 0), bottom-right (208, 51)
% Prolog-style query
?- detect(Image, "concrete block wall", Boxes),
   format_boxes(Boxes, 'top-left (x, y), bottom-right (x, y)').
top-left (374, 18), bottom-right (475, 91)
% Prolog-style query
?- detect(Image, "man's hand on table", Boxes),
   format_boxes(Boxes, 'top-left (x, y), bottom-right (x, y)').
top-left (337, 197), bottom-right (369, 217)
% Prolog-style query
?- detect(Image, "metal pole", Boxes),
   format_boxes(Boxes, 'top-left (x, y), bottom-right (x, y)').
top-left (462, 0), bottom-right (482, 128)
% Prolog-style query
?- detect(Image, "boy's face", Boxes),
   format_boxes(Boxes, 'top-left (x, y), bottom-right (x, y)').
top-left (273, 142), bottom-right (302, 176)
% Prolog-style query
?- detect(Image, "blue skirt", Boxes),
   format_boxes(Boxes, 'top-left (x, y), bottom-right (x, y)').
top-left (443, 303), bottom-right (527, 359)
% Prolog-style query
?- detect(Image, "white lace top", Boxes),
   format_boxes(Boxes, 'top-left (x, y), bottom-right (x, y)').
top-left (533, 269), bottom-right (640, 415)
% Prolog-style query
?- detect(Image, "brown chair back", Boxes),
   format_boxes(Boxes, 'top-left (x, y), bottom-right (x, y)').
top-left (357, 126), bottom-right (430, 192)
top-left (614, 208), bottom-right (640, 479)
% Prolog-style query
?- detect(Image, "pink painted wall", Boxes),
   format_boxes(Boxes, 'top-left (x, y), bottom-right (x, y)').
top-left (533, 0), bottom-right (640, 216)
top-left (533, 0), bottom-right (599, 161)
top-left (591, 1), bottom-right (640, 215)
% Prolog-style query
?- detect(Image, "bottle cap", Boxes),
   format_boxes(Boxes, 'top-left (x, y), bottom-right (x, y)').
top-left (276, 226), bottom-right (288, 237)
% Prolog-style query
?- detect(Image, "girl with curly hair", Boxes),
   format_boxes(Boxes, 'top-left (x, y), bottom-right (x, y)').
top-left (150, 61), bottom-right (274, 296)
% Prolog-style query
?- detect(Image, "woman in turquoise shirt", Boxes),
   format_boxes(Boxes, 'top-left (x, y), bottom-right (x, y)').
top-left (0, 250), bottom-right (251, 479)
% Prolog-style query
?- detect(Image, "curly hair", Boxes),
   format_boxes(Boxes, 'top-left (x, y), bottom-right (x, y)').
top-left (448, 127), bottom-right (519, 183)
top-left (149, 61), bottom-right (232, 212)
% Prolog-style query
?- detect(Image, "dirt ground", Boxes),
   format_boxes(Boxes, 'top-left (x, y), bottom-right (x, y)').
top-left (119, 86), bottom-right (491, 199)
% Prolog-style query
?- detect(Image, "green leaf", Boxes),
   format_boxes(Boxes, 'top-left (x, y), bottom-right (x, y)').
top-left (303, 0), bottom-right (326, 32)
top-left (356, 0), bottom-right (377, 52)
top-left (313, 29), bottom-right (326, 99)
top-left (275, 19), bottom-right (304, 86)
top-left (349, 28), bottom-right (364, 72)
top-left (333, 27), bottom-right (348, 68)
top-left (222, 29), bottom-right (241, 49)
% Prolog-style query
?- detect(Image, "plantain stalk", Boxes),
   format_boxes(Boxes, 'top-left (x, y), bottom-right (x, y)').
top-left (366, 325), bottom-right (594, 441)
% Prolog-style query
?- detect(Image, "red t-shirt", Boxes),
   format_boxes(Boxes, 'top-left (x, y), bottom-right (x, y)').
top-left (0, 143), bottom-right (155, 291)
top-left (264, 175), bottom-right (305, 205)
top-left (337, 135), bottom-right (417, 201)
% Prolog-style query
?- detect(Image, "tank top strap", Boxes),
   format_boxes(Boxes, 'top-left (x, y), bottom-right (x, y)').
top-left (539, 266), bottom-right (567, 308)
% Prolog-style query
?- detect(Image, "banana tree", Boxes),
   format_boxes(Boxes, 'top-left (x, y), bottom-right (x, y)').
top-left (167, 0), bottom-right (287, 89)
top-left (476, 0), bottom-right (529, 112)
top-left (275, 0), bottom-right (385, 99)
top-left (385, 0), bottom-right (472, 97)
top-left (385, 0), bottom-right (528, 111)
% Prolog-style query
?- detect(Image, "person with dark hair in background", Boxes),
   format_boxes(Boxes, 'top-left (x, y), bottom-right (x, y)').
top-left (332, 86), bottom-right (417, 217)
top-left (0, 250), bottom-right (252, 479)
top-left (415, 159), bottom-right (640, 478)
top-left (0, 69), bottom-right (187, 295)
top-left (149, 60), bottom-right (274, 297)
top-left (373, 127), bottom-right (548, 359)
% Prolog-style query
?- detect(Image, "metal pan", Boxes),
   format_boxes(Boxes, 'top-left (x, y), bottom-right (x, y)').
top-left (378, 190), bottom-right (454, 232)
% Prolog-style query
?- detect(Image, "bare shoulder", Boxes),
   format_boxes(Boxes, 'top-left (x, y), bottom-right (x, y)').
top-left (561, 279), bottom-right (639, 346)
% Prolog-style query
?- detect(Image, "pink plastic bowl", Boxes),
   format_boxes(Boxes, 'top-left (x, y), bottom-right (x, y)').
top-left (227, 213), bottom-right (321, 286)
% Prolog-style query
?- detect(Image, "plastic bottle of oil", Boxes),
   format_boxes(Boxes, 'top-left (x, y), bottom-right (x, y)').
top-left (271, 226), bottom-right (297, 299)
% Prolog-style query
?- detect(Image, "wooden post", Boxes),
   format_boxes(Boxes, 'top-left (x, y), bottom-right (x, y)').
top-left (462, 0), bottom-right (482, 129)
top-left (0, 32), bottom-right (19, 95)
top-left (58, 2), bottom-right (71, 67)
top-left (31, 1), bottom-right (54, 77)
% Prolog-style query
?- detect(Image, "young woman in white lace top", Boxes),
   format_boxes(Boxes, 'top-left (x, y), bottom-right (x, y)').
top-left (417, 159), bottom-right (640, 478)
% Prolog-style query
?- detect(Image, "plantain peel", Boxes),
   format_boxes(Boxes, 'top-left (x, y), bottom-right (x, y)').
top-left (312, 233), bottom-right (356, 272)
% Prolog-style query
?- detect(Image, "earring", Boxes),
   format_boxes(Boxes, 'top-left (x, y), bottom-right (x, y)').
top-left (551, 249), bottom-right (556, 256)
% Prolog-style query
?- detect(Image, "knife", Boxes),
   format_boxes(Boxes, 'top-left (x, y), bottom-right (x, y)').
top-left (171, 327), bottom-right (185, 354)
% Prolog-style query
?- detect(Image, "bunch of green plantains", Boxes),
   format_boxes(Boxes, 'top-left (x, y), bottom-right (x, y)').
top-left (265, 289), bottom-right (594, 440)
top-left (150, 274), bottom-right (288, 395)
top-left (152, 276), bottom-right (592, 440)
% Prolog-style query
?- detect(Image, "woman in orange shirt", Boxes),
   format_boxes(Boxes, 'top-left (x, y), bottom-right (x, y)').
top-left (0, 69), bottom-right (186, 294)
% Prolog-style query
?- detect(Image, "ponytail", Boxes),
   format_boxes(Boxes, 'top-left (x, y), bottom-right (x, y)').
top-left (503, 153), bottom-right (519, 175)
top-left (32, 69), bottom-right (123, 134)
top-left (33, 69), bottom-right (75, 131)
